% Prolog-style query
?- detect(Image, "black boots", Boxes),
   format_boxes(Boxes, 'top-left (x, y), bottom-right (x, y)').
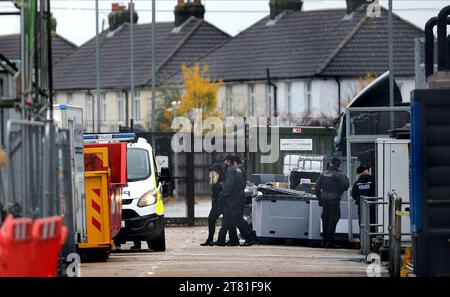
top-left (200, 240), bottom-right (213, 246)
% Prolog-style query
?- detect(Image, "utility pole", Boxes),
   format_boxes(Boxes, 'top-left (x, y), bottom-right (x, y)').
top-left (388, 0), bottom-right (394, 130)
top-left (151, 0), bottom-right (156, 136)
top-left (130, 0), bottom-right (135, 128)
top-left (95, 0), bottom-right (101, 132)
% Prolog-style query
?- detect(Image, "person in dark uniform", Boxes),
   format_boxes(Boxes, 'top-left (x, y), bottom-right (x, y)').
top-left (351, 165), bottom-right (376, 232)
top-left (213, 155), bottom-right (240, 246)
top-left (231, 156), bottom-right (255, 246)
top-left (315, 157), bottom-right (350, 248)
top-left (200, 163), bottom-right (226, 246)
top-left (213, 155), bottom-right (254, 246)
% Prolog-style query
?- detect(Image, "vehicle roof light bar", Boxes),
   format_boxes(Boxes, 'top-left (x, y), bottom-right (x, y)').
top-left (83, 133), bottom-right (136, 143)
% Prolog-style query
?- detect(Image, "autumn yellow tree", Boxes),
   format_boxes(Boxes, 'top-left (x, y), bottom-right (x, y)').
top-left (161, 63), bottom-right (223, 132)
top-left (341, 72), bottom-right (376, 111)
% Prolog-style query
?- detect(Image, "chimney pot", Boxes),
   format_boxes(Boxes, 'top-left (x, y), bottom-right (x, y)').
top-left (269, 0), bottom-right (303, 20)
top-left (346, 0), bottom-right (372, 14)
top-left (108, 2), bottom-right (138, 31)
top-left (174, 0), bottom-right (205, 27)
top-left (112, 3), bottom-right (120, 11)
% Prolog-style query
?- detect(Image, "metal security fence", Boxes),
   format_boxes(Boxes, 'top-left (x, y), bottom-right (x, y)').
top-left (0, 120), bottom-right (71, 220)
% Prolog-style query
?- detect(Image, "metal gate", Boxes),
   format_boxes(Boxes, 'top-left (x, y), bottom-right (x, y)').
top-left (136, 132), bottom-right (246, 225)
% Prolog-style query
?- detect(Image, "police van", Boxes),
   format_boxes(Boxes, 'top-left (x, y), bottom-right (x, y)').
top-left (84, 133), bottom-right (169, 251)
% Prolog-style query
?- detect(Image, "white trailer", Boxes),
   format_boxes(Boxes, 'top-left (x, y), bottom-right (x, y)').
top-left (52, 104), bottom-right (87, 244)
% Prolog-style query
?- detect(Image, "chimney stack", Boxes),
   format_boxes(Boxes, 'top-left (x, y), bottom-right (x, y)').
top-left (346, 0), bottom-right (372, 14)
top-left (269, 0), bottom-right (303, 20)
top-left (174, 0), bottom-right (205, 27)
top-left (108, 2), bottom-right (139, 31)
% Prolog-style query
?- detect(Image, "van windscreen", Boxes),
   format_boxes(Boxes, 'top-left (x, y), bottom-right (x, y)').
top-left (127, 148), bottom-right (151, 182)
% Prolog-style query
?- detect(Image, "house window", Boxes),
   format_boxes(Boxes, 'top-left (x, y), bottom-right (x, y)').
top-left (285, 82), bottom-right (292, 112)
top-left (101, 92), bottom-right (107, 124)
top-left (305, 81), bottom-right (312, 114)
top-left (86, 94), bottom-right (93, 123)
top-left (248, 84), bottom-right (256, 116)
top-left (0, 78), bottom-right (4, 97)
top-left (267, 84), bottom-right (274, 116)
top-left (67, 93), bottom-right (73, 104)
top-left (226, 85), bottom-right (233, 116)
top-left (133, 90), bottom-right (141, 121)
top-left (118, 94), bottom-right (126, 123)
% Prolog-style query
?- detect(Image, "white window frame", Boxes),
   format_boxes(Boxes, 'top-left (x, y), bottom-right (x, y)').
top-left (267, 84), bottom-right (274, 116)
top-left (248, 84), bottom-right (256, 116)
top-left (133, 90), bottom-right (141, 122)
top-left (118, 94), bottom-right (126, 123)
top-left (226, 85), bottom-right (233, 116)
top-left (86, 94), bottom-right (93, 123)
top-left (305, 81), bottom-right (312, 113)
top-left (101, 92), bottom-right (107, 124)
top-left (67, 92), bottom-right (73, 104)
top-left (285, 82), bottom-right (292, 113)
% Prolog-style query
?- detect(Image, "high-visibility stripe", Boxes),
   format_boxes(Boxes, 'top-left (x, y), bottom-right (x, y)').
top-left (92, 188), bottom-right (101, 197)
top-left (92, 199), bottom-right (101, 214)
top-left (92, 217), bottom-right (101, 232)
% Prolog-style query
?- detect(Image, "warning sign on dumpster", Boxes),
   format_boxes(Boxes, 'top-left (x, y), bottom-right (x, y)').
top-left (280, 139), bottom-right (313, 151)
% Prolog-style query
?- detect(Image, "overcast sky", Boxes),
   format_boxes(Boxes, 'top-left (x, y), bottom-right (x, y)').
top-left (0, 0), bottom-right (448, 45)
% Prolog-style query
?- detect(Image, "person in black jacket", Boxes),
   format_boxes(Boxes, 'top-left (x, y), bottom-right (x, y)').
top-left (315, 157), bottom-right (350, 248)
top-left (213, 155), bottom-right (240, 246)
top-left (351, 165), bottom-right (376, 231)
top-left (231, 156), bottom-right (254, 246)
top-left (213, 155), bottom-right (254, 246)
top-left (200, 163), bottom-right (226, 246)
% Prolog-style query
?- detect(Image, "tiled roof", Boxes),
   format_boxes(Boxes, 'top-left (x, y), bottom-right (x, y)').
top-left (193, 5), bottom-right (423, 82)
top-left (0, 33), bottom-right (76, 63)
top-left (53, 18), bottom-right (230, 90)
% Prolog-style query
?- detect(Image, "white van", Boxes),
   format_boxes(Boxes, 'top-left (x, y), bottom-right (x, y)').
top-left (115, 137), bottom-right (168, 251)
top-left (84, 133), bottom-right (169, 251)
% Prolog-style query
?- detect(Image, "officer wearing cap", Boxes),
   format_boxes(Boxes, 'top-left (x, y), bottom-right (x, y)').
top-left (315, 157), bottom-right (350, 248)
top-left (351, 165), bottom-right (376, 230)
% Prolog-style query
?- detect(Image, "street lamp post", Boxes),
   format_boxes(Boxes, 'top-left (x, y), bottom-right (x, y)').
top-left (151, 0), bottom-right (156, 137)
top-left (95, 0), bottom-right (101, 132)
top-left (388, 0), bottom-right (394, 130)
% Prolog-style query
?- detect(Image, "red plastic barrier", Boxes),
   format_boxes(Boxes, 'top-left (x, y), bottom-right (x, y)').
top-left (0, 214), bottom-right (33, 277)
top-left (30, 216), bottom-right (67, 277)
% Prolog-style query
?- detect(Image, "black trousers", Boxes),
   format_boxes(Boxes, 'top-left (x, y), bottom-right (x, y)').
top-left (206, 203), bottom-right (222, 242)
top-left (231, 203), bottom-right (252, 241)
top-left (217, 204), bottom-right (239, 243)
top-left (321, 200), bottom-right (341, 243)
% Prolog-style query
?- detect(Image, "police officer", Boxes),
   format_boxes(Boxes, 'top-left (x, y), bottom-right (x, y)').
top-left (231, 156), bottom-right (254, 246)
top-left (351, 165), bottom-right (376, 231)
top-left (213, 155), bottom-right (254, 246)
top-left (213, 155), bottom-right (240, 246)
top-left (200, 163), bottom-right (225, 246)
top-left (315, 157), bottom-right (350, 248)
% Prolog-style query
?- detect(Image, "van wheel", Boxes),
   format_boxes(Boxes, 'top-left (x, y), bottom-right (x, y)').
top-left (147, 229), bottom-right (166, 252)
